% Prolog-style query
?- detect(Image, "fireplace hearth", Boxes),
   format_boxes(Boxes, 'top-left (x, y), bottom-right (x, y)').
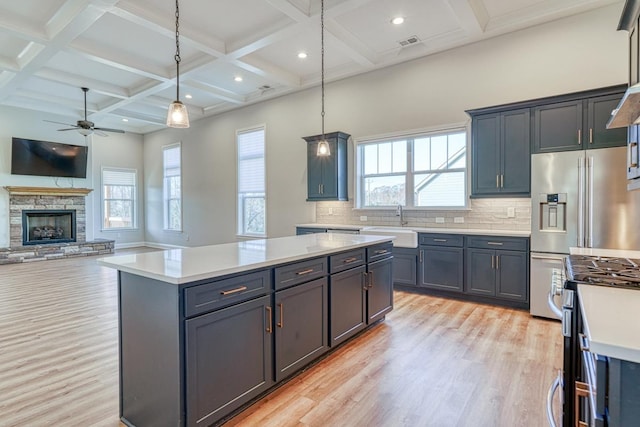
top-left (22, 210), bottom-right (76, 245)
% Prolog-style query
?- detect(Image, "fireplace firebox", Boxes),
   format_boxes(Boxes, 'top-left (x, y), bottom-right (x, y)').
top-left (22, 210), bottom-right (76, 246)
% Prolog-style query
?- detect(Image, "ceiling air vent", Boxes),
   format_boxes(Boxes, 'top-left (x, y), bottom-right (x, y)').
top-left (398, 36), bottom-right (420, 47)
top-left (259, 85), bottom-right (272, 91)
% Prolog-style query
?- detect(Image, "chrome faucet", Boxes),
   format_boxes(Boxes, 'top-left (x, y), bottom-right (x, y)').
top-left (396, 204), bottom-right (408, 227)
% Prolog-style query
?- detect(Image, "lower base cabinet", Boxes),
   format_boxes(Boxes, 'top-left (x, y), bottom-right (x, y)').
top-left (392, 248), bottom-right (417, 286)
top-left (419, 246), bottom-right (464, 292)
top-left (185, 295), bottom-right (273, 427)
top-left (275, 278), bottom-right (329, 381)
top-left (367, 257), bottom-right (393, 323)
top-left (330, 265), bottom-right (366, 346)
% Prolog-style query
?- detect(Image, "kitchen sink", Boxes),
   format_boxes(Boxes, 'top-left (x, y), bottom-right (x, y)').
top-left (360, 226), bottom-right (418, 248)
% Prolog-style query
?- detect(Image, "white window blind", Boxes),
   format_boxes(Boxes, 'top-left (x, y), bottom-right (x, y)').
top-left (102, 168), bottom-right (136, 229)
top-left (163, 143), bottom-right (182, 231)
top-left (237, 127), bottom-right (266, 236)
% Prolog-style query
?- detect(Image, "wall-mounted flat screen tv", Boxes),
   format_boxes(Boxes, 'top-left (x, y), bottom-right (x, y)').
top-left (11, 137), bottom-right (88, 179)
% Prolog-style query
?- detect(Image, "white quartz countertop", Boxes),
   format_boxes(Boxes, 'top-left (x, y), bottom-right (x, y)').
top-left (570, 247), bottom-right (640, 258)
top-left (97, 233), bottom-right (393, 285)
top-left (578, 284), bottom-right (640, 364)
top-left (296, 223), bottom-right (530, 237)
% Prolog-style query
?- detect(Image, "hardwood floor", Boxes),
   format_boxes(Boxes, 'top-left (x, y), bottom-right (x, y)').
top-left (0, 250), bottom-right (562, 426)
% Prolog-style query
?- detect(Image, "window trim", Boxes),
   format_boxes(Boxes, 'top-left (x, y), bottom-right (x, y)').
top-left (163, 142), bottom-right (183, 232)
top-left (101, 166), bottom-right (138, 231)
top-left (354, 123), bottom-right (470, 210)
top-left (236, 124), bottom-right (267, 238)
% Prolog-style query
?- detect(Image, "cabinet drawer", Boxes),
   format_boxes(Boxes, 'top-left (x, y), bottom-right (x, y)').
top-left (367, 242), bottom-right (393, 263)
top-left (419, 233), bottom-right (463, 247)
top-left (184, 270), bottom-right (271, 318)
top-left (330, 248), bottom-right (366, 274)
top-left (274, 257), bottom-right (328, 290)
top-left (465, 235), bottom-right (529, 251)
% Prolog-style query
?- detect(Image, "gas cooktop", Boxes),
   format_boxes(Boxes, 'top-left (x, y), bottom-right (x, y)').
top-left (566, 255), bottom-right (640, 289)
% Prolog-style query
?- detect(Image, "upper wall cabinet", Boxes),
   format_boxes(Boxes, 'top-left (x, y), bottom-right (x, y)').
top-left (471, 109), bottom-right (530, 197)
top-left (303, 131), bottom-right (349, 201)
top-left (532, 93), bottom-right (627, 153)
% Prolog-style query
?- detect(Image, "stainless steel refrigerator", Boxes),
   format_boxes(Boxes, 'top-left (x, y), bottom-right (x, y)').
top-left (530, 146), bottom-right (640, 318)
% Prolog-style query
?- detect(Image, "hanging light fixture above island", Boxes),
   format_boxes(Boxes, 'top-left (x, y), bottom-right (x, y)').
top-left (166, 0), bottom-right (190, 128)
top-left (316, 0), bottom-right (330, 157)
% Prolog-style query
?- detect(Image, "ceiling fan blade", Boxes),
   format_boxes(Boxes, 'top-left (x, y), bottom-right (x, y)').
top-left (44, 119), bottom-right (77, 127)
top-left (57, 128), bottom-right (78, 131)
top-left (93, 130), bottom-right (109, 137)
top-left (94, 127), bottom-right (125, 134)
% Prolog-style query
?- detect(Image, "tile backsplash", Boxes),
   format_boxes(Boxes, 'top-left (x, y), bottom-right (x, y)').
top-left (315, 198), bottom-right (531, 231)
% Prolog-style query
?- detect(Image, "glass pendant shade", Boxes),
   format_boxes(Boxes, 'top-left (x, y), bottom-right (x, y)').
top-left (317, 140), bottom-right (330, 156)
top-left (167, 100), bottom-right (189, 128)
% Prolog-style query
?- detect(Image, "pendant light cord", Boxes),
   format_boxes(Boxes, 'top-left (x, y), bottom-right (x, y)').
top-left (320, 0), bottom-right (325, 139)
top-left (175, 0), bottom-right (181, 101)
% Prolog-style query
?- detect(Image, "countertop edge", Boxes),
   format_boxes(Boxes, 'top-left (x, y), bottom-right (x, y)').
top-left (296, 223), bottom-right (531, 237)
top-left (97, 235), bottom-right (393, 285)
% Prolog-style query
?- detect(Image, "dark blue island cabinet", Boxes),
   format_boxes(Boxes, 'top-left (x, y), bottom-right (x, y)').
top-left (107, 235), bottom-right (393, 427)
top-left (303, 131), bottom-right (350, 201)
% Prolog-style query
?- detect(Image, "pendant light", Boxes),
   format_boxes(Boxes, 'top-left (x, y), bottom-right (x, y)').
top-left (166, 0), bottom-right (190, 128)
top-left (316, 0), bottom-right (330, 156)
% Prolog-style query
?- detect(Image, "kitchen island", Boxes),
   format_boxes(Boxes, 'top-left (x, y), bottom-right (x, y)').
top-left (98, 233), bottom-right (394, 427)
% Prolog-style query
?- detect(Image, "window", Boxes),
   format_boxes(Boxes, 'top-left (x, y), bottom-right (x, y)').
top-left (163, 143), bottom-right (182, 231)
top-left (102, 168), bottom-right (136, 229)
top-left (357, 129), bottom-right (467, 208)
top-left (237, 126), bottom-right (266, 236)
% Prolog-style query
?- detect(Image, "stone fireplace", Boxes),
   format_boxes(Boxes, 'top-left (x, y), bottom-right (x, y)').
top-left (22, 209), bottom-right (77, 245)
top-left (1, 186), bottom-right (114, 264)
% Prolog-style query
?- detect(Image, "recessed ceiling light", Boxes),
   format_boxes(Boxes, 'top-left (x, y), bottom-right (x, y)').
top-left (234, 76), bottom-right (243, 82)
top-left (391, 17), bottom-right (405, 25)
top-left (185, 94), bottom-right (193, 99)
top-left (122, 118), bottom-right (129, 122)
top-left (297, 52), bottom-right (308, 59)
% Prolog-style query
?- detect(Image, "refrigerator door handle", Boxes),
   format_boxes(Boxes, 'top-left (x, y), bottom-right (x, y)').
top-left (577, 157), bottom-right (585, 247)
top-left (586, 156), bottom-right (594, 248)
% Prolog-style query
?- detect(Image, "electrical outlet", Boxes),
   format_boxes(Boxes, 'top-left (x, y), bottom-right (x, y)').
top-left (436, 217), bottom-right (445, 224)
top-left (328, 207), bottom-right (334, 215)
top-left (507, 207), bottom-right (516, 218)
top-left (186, 234), bottom-right (190, 241)
top-left (454, 217), bottom-right (464, 223)
top-left (360, 215), bottom-right (367, 221)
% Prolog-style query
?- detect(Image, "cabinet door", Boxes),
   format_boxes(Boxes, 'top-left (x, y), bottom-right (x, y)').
top-left (330, 265), bottom-right (366, 346)
top-left (307, 142), bottom-right (324, 200)
top-left (275, 277), bottom-right (329, 382)
top-left (472, 113), bottom-right (501, 195)
top-left (533, 101), bottom-right (583, 153)
top-left (465, 248), bottom-right (496, 296)
top-left (586, 94), bottom-right (627, 149)
top-left (319, 140), bottom-right (339, 199)
top-left (501, 109), bottom-right (530, 194)
top-left (419, 246), bottom-right (463, 292)
top-left (495, 250), bottom-right (529, 302)
top-left (185, 296), bottom-right (273, 427)
top-left (366, 257), bottom-right (393, 324)
top-left (628, 125), bottom-right (640, 180)
top-left (392, 248), bottom-right (417, 286)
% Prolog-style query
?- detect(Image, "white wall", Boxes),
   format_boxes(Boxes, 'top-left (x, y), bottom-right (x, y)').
top-left (143, 4), bottom-right (627, 247)
top-left (0, 106), bottom-right (144, 248)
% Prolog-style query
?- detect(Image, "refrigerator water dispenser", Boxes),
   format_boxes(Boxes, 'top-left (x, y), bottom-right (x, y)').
top-left (539, 193), bottom-right (567, 232)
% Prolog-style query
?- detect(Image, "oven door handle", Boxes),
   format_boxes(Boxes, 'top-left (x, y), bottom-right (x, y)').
top-left (547, 288), bottom-right (563, 320)
top-left (546, 370), bottom-right (563, 427)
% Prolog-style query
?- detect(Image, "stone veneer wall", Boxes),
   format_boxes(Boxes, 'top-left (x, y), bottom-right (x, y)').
top-left (9, 194), bottom-right (86, 247)
top-left (0, 240), bottom-right (114, 265)
top-left (314, 198), bottom-right (531, 231)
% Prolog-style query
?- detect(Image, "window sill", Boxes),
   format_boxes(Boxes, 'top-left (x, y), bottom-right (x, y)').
top-left (163, 229), bottom-right (183, 233)
top-left (236, 234), bottom-right (267, 240)
top-left (352, 206), bottom-right (472, 212)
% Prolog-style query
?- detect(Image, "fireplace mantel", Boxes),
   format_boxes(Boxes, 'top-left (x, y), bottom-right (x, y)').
top-left (4, 186), bottom-right (93, 197)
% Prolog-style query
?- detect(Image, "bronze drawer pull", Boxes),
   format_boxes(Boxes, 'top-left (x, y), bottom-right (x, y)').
top-left (220, 286), bottom-right (247, 296)
top-left (433, 238), bottom-right (447, 242)
top-left (266, 306), bottom-right (272, 333)
top-left (343, 257), bottom-right (358, 263)
top-left (277, 303), bottom-right (284, 328)
top-left (296, 268), bottom-right (314, 275)
top-left (374, 249), bottom-right (388, 255)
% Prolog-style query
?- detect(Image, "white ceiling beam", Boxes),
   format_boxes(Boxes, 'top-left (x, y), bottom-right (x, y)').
top-left (0, 13), bottom-right (48, 43)
top-left (265, 0), bottom-right (310, 21)
top-left (324, 20), bottom-right (376, 67)
top-left (182, 80), bottom-right (246, 105)
top-left (34, 67), bottom-right (130, 99)
top-left (447, 0), bottom-right (489, 36)
top-left (232, 56), bottom-right (301, 88)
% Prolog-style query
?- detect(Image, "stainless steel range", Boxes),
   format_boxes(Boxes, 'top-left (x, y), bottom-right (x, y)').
top-left (547, 255), bottom-right (640, 427)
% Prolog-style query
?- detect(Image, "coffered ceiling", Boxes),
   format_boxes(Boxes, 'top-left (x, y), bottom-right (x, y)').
top-left (0, 0), bottom-right (622, 134)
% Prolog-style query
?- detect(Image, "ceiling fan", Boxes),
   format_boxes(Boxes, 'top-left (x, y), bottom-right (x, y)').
top-left (44, 87), bottom-right (125, 137)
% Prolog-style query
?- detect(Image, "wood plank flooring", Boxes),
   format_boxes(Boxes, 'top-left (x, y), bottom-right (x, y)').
top-left (0, 250), bottom-right (562, 426)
